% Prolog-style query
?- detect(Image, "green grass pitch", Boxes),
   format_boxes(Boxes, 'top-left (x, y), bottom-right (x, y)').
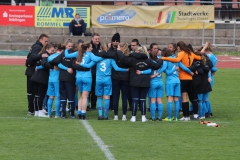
top-left (0, 66), bottom-right (239, 160)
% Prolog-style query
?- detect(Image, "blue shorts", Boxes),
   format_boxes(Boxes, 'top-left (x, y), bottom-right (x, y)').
top-left (95, 77), bottom-right (112, 96)
top-left (76, 77), bottom-right (92, 93)
top-left (166, 83), bottom-right (181, 97)
top-left (47, 82), bottom-right (60, 97)
top-left (148, 81), bottom-right (164, 98)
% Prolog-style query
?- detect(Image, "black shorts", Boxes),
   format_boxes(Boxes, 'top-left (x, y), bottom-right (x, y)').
top-left (180, 80), bottom-right (192, 93)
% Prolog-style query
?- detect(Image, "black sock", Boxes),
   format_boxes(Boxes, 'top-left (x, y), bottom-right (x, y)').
top-left (182, 102), bottom-right (189, 117)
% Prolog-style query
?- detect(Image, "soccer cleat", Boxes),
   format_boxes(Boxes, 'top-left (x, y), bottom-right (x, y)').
top-left (130, 116), bottom-right (136, 122)
top-left (43, 109), bottom-right (47, 114)
top-left (199, 116), bottom-right (205, 120)
top-left (70, 116), bottom-right (75, 119)
top-left (192, 118), bottom-right (199, 120)
top-left (142, 116), bottom-right (148, 122)
top-left (104, 117), bottom-right (108, 120)
top-left (78, 115), bottom-right (82, 119)
top-left (113, 115), bottom-right (118, 120)
top-left (55, 116), bottom-right (60, 118)
top-left (34, 111), bottom-right (39, 117)
top-left (157, 118), bottom-right (162, 121)
top-left (205, 113), bottom-right (210, 118)
top-left (179, 117), bottom-right (190, 121)
top-left (163, 117), bottom-right (172, 122)
top-left (27, 112), bottom-right (34, 116)
top-left (209, 113), bottom-right (213, 117)
top-left (98, 116), bottom-right (103, 120)
top-left (150, 118), bottom-right (156, 122)
top-left (122, 115), bottom-right (127, 121)
top-left (61, 116), bottom-right (66, 119)
top-left (38, 110), bottom-right (47, 118)
top-left (48, 115), bottom-right (53, 118)
top-left (82, 116), bottom-right (86, 120)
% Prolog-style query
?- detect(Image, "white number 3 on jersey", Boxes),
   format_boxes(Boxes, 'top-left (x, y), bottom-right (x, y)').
top-left (100, 62), bottom-right (106, 72)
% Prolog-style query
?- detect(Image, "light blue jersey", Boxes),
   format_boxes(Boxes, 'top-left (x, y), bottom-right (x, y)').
top-left (147, 60), bottom-right (167, 98)
top-left (36, 52), bottom-right (60, 82)
top-left (206, 53), bottom-right (217, 86)
top-left (95, 59), bottom-right (127, 96)
top-left (64, 50), bottom-right (103, 78)
top-left (164, 55), bottom-right (181, 97)
top-left (96, 59), bottom-right (127, 80)
top-left (48, 53), bottom-right (60, 82)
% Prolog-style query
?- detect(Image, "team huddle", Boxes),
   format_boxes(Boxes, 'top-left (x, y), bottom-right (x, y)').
top-left (25, 32), bottom-right (217, 122)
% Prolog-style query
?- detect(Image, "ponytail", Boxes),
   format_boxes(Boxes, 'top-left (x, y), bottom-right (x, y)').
top-left (77, 42), bottom-right (91, 62)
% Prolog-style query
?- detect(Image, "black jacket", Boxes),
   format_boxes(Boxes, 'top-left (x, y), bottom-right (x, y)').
top-left (96, 48), bottom-right (130, 81)
top-left (91, 41), bottom-right (101, 77)
top-left (25, 40), bottom-right (43, 76)
top-left (118, 52), bottom-right (163, 87)
top-left (198, 60), bottom-right (213, 93)
top-left (51, 50), bottom-right (90, 83)
top-left (52, 52), bottom-right (76, 83)
top-left (30, 51), bottom-right (52, 85)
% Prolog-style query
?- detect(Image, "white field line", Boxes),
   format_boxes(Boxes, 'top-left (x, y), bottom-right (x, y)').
top-left (81, 120), bottom-right (116, 160)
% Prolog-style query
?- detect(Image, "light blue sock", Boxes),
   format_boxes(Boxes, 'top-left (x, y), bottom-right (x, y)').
top-left (174, 100), bottom-right (179, 119)
top-left (97, 98), bottom-right (103, 117)
top-left (178, 98), bottom-right (182, 111)
top-left (78, 109), bottom-right (82, 115)
top-left (104, 99), bottom-right (110, 118)
top-left (157, 103), bottom-right (164, 119)
top-left (150, 102), bottom-right (156, 119)
top-left (206, 100), bottom-right (212, 114)
top-left (203, 101), bottom-right (208, 115)
top-left (167, 102), bottom-right (172, 119)
top-left (55, 97), bottom-right (60, 116)
top-left (198, 101), bottom-right (203, 117)
top-left (47, 98), bottom-right (53, 116)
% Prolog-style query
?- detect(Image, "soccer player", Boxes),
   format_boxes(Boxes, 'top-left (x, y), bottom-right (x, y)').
top-left (201, 42), bottom-right (217, 117)
top-left (162, 48), bottom-right (193, 121)
top-left (81, 43), bottom-right (128, 120)
top-left (117, 46), bottom-right (163, 122)
top-left (63, 42), bottom-right (103, 119)
top-left (38, 44), bottom-right (65, 118)
top-left (161, 41), bottom-right (202, 121)
top-left (30, 44), bottom-right (55, 117)
top-left (146, 50), bottom-right (167, 121)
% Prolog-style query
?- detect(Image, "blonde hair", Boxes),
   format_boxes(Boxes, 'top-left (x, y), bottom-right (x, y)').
top-left (137, 46), bottom-right (148, 54)
top-left (65, 38), bottom-right (73, 45)
top-left (205, 43), bottom-right (212, 52)
top-left (202, 55), bottom-right (207, 65)
top-left (100, 43), bottom-right (108, 52)
top-left (119, 42), bottom-right (130, 56)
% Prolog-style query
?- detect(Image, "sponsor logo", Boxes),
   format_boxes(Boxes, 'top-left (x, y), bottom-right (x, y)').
top-left (37, 7), bottom-right (74, 18)
top-left (97, 10), bottom-right (136, 24)
top-left (157, 11), bottom-right (176, 24)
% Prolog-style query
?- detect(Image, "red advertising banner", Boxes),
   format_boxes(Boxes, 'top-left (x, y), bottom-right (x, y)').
top-left (0, 6), bottom-right (35, 26)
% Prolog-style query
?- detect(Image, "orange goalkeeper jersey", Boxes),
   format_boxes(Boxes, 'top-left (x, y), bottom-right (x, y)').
top-left (162, 51), bottom-right (201, 80)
